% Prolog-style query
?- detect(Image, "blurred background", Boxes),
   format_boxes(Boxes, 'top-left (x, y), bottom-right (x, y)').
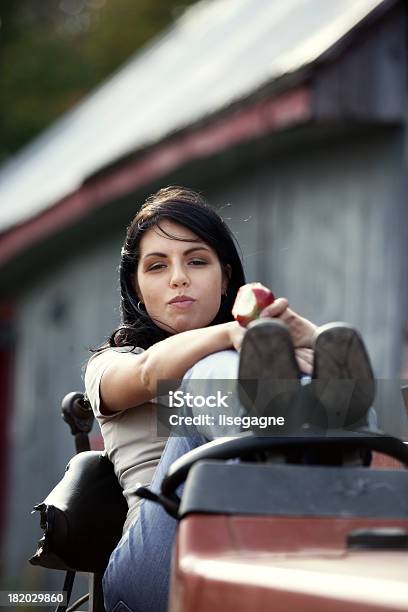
top-left (0, 0), bottom-right (407, 599)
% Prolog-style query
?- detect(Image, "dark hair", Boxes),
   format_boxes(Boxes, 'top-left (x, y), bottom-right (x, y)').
top-left (90, 186), bottom-right (246, 353)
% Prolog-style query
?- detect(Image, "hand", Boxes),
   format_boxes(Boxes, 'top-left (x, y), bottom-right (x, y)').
top-left (228, 315), bottom-right (314, 373)
top-left (294, 347), bottom-right (314, 375)
top-left (226, 320), bottom-right (246, 352)
top-left (259, 297), bottom-right (318, 349)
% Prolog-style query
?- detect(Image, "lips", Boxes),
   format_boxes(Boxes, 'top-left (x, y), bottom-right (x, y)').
top-left (168, 296), bottom-right (196, 304)
top-left (168, 296), bottom-right (196, 310)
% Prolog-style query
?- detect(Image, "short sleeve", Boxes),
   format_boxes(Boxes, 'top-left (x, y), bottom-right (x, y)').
top-left (84, 346), bottom-right (144, 421)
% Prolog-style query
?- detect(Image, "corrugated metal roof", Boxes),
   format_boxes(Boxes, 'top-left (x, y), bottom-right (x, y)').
top-left (0, 0), bottom-right (385, 233)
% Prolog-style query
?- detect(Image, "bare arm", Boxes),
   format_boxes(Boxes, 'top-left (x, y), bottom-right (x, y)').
top-left (100, 320), bottom-right (239, 415)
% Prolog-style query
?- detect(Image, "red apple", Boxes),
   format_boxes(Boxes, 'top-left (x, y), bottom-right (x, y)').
top-left (232, 282), bottom-right (275, 327)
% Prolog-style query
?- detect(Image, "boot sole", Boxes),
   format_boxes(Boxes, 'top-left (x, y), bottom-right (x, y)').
top-left (238, 319), bottom-right (301, 422)
top-left (312, 322), bottom-right (376, 429)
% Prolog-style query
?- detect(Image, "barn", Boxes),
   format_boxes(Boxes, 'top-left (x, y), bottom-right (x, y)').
top-left (0, 0), bottom-right (407, 592)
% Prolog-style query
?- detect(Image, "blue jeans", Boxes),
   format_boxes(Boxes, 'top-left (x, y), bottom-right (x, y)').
top-left (102, 432), bottom-right (207, 612)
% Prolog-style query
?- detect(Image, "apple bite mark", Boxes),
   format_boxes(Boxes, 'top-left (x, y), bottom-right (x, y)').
top-left (232, 282), bottom-right (275, 327)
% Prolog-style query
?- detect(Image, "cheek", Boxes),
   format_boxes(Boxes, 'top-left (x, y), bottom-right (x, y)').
top-left (141, 279), bottom-right (166, 314)
top-left (207, 284), bottom-right (222, 311)
top-left (143, 286), bottom-right (158, 308)
top-left (136, 273), bottom-right (156, 303)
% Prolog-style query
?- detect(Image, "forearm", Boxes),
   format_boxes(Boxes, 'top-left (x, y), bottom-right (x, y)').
top-left (141, 321), bottom-right (235, 394)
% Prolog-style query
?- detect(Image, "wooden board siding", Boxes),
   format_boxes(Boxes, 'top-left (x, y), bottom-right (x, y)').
top-left (209, 128), bottom-right (407, 437)
top-left (1, 239), bottom-right (122, 591)
top-left (314, 2), bottom-right (407, 122)
top-left (258, 132), bottom-right (407, 436)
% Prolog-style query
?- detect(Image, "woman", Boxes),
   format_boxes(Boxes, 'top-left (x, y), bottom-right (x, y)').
top-left (83, 186), bottom-right (373, 611)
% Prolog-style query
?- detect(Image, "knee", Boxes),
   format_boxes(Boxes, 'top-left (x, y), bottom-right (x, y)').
top-left (184, 349), bottom-right (239, 380)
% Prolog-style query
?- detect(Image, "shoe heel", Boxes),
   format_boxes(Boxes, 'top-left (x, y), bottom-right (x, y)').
top-left (312, 323), bottom-right (376, 429)
top-left (238, 319), bottom-right (301, 430)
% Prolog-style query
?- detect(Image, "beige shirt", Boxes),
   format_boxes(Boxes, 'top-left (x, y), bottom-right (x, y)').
top-left (83, 346), bottom-right (168, 535)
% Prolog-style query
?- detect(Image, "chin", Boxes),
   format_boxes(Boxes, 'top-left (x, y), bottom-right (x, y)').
top-left (175, 321), bottom-right (194, 333)
top-left (174, 318), bottom-right (203, 333)
top-left (157, 319), bottom-right (191, 334)
top-left (161, 314), bottom-right (215, 334)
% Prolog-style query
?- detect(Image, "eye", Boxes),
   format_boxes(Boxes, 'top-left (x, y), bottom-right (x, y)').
top-left (189, 259), bottom-right (207, 265)
top-left (148, 263), bottom-right (165, 271)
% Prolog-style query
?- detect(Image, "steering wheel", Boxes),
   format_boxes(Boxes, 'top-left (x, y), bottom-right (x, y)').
top-left (159, 430), bottom-right (408, 518)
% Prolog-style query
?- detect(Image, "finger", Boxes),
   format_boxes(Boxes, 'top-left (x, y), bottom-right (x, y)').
top-left (295, 348), bottom-right (314, 366)
top-left (279, 306), bottom-right (297, 324)
top-left (259, 297), bottom-right (289, 318)
top-left (295, 355), bottom-right (313, 375)
top-left (280, 308), bottom-right (318, 348)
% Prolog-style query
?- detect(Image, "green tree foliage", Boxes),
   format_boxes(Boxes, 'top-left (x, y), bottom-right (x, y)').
top-left (0, 0), bottom-right (198, 162)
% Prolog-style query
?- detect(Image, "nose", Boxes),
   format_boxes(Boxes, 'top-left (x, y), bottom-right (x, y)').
top-left (169, 262), bottom-right (190, 289)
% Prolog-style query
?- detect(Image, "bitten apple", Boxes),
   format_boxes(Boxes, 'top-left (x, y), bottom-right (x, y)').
top-left (232, 282), bottom-right (275, 327)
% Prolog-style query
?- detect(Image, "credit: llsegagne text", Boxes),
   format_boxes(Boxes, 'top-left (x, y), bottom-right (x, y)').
top-left (168, 414), bottom-right (285, 430)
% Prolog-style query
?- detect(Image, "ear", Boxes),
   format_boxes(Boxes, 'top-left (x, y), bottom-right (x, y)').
top-left (222, 264), bottom-right (232, 294)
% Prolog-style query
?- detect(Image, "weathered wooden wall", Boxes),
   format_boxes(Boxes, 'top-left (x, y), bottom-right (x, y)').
top-left (212, 129), bottom-right (408, 433)
top-left (314, 2), bottom-right (407, 122)
top-left (1, 242), bottom-right (123, 594)
top-left (2, 127), bottom-right (407, 591)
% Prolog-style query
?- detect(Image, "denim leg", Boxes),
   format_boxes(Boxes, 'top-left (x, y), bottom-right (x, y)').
top-left (179, 349), bottom-right (247, 438)
top-left (102, 433), bottom-right (206, 612)
top-left (182, 349), bottom-right (239, 382)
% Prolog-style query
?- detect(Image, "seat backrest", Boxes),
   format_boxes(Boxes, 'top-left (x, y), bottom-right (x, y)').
top-left (30, 450), bottom-right (128, 573)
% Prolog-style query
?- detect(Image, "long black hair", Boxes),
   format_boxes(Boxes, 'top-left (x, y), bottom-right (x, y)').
top-left (90, 186), bottom-right (246, 352)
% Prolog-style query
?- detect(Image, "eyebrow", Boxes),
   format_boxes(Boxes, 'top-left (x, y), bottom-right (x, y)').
top-left (143, 246), bottom-right (211, 260)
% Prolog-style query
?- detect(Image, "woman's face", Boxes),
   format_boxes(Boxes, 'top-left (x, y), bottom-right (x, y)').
top-left (134, 219), bottom-right (230, 334)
